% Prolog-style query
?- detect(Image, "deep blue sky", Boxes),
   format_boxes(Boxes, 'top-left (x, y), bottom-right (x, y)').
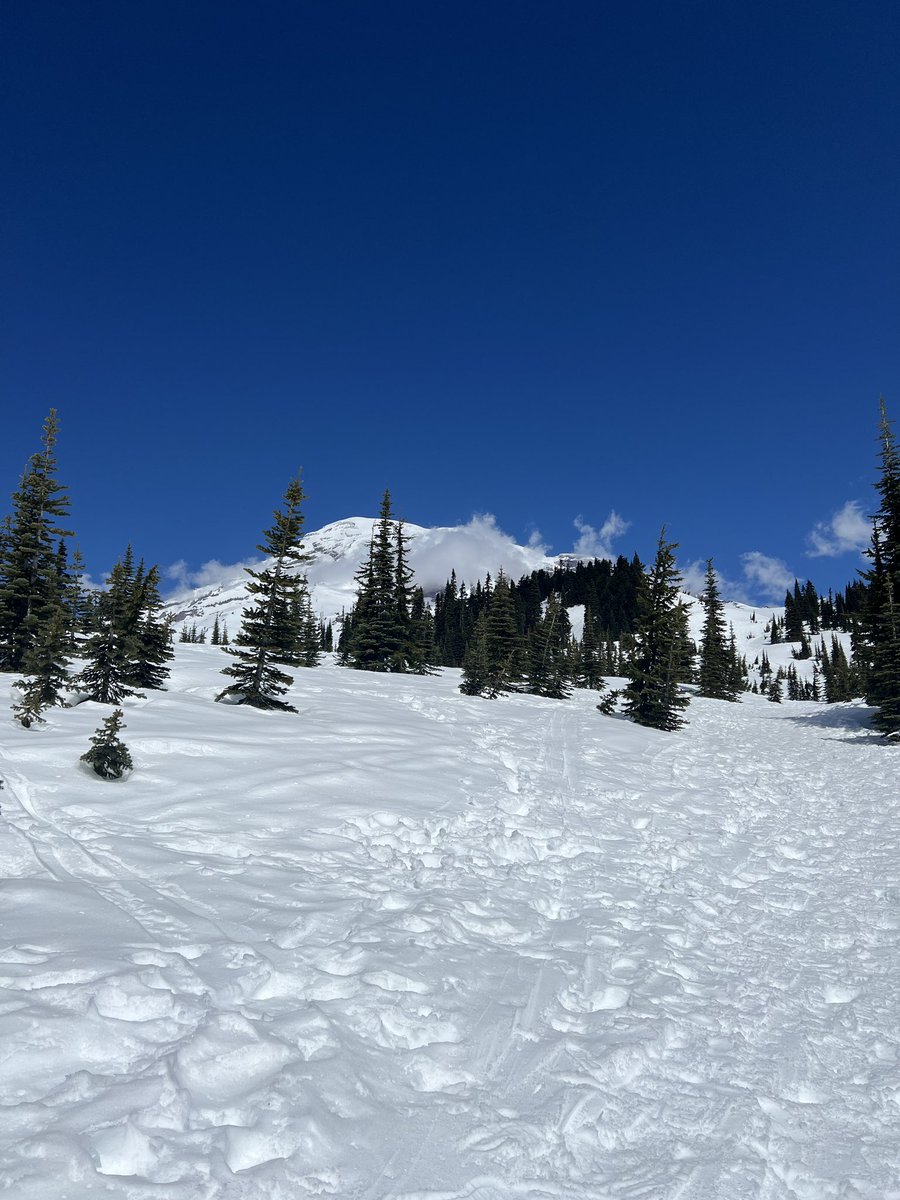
top-left (2, 1), bottom-right (898, 601)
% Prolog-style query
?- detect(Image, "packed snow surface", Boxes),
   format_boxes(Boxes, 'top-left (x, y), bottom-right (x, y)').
top-left (1, 650), bottom-right (899, 1198)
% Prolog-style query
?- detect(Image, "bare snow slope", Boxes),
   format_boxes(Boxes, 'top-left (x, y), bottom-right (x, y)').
top-left (2, 653), bottom-right (899, 1199)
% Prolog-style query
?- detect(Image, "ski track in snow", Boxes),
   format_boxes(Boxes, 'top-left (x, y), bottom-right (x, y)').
top-left (1, 648), bottom-right (899, 1199)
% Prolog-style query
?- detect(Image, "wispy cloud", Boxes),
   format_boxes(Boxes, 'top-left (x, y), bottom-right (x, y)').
top-left (806, 499), bottom-right (870, 557)
top-left (408, 514), bottom-right (553, 592)
top-left (740, 551), bottom-right (794, 600)
top-left (679, 558), bottom-right (751, 604)
top-left (164, 557), bottom-right (259, 594)
top-left (573, 511), bottom-right (630, 560)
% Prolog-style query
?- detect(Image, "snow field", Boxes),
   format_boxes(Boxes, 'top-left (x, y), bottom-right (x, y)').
top-left (1, 646), bottom-right (899, 1198)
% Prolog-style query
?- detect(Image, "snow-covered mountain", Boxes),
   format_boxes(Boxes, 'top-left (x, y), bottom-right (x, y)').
top-left (163, 515), bottom-right (565, 634)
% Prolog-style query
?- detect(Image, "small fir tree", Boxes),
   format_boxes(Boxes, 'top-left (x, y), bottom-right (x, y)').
top-left (81, 709), bottom-right (133, 779)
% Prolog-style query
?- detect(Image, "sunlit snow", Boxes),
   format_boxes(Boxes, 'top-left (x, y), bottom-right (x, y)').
top-left (1, 644), bottom-right (898, 1198)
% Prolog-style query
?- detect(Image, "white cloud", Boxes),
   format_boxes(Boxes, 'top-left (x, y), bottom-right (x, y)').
top-left (164, 557), bottom-right (260, 595)
top-left (408, 514), bottom-right (554, 592)
top-left (678, 559), bottom-right (752, 604)
top-left (164, 559), bottom-right (190, 590)
top-left (78, 571), bottom-right (105, 594)
top-left (572, 511), bottom-right (630, 560)
top-left (740, 551), bottom-right (794, 599)
top-left (806, 500), bottom-right (871, 557)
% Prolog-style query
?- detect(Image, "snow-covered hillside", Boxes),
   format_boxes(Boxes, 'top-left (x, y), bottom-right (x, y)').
top-left (2, 651), bottom-right (898, 1198)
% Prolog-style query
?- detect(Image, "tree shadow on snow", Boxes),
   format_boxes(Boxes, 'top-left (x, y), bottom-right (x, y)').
top-left (783, 702), bottom-right (891, 746)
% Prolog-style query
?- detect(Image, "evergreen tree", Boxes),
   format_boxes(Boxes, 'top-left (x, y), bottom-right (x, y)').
top-left (409, 586), bottom-right (437, 674)
top-left (576, 606), bottom-right (606, 690)
top-left (0, 411), bottom-right (73, 673)
top-left (459, 611), bottom-right (494, 697)
top-left (64, 546), bottom-right (91, 646)
top-left (819, 634), bottom-right (861, 703)
top-left (784, 582), bottom-right (804, 642)
top-left (860, 399), bottom-right (900, 734)
top-left (785, 663), bottom-right (801, 701)
top-left (76, 556), bottom-right (144, 704)
top-left (696, 559), bottom-right (737, 700)
top-left (211, 615), bottom-right (221, 645)
top-left (459, 572), bottom-right (524, 697)
top-left (128, 565), bottom-right (174, 690)
top-left (524, 592), bottom-right (572, 699)
top-left (291, 586), bottom-right (321, 668)
top-left (622, 529), bottom-right (690, 731)
top-left (81, 709), bottom-right (133, 779)
top-left (343, 491), bottom-right (430, 672)
top-left (727, 627), bottom-right (748, 696)
top-left (12, 608), bottom-right (71, 726)
top-left (802, 580), bottom-right (821, 634)
top-left (216, 476), bottom-right (311, 711)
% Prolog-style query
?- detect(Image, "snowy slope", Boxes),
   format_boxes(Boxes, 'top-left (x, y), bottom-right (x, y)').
top-left (2, 651), bottom-right (899, 1198)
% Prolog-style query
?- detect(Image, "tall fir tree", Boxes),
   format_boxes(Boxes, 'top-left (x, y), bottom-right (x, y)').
top-left (342, 491), bottom-right (431, 673)
top-left (857, 400), bottom-right (900, 734)
top-left (216, 476), bottom-right (312, 711)
top-left (0, 410), bottom-right (73, 673)
top-left (697, 559), bottom-right (738, 701)
top-left (622, 529), bottom-right (690, 731)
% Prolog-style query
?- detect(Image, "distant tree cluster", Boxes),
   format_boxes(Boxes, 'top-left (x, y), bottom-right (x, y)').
top-left (453, 531), bottom-right (742, 732)
top-left (432, 555), bottom-right (643, 670)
